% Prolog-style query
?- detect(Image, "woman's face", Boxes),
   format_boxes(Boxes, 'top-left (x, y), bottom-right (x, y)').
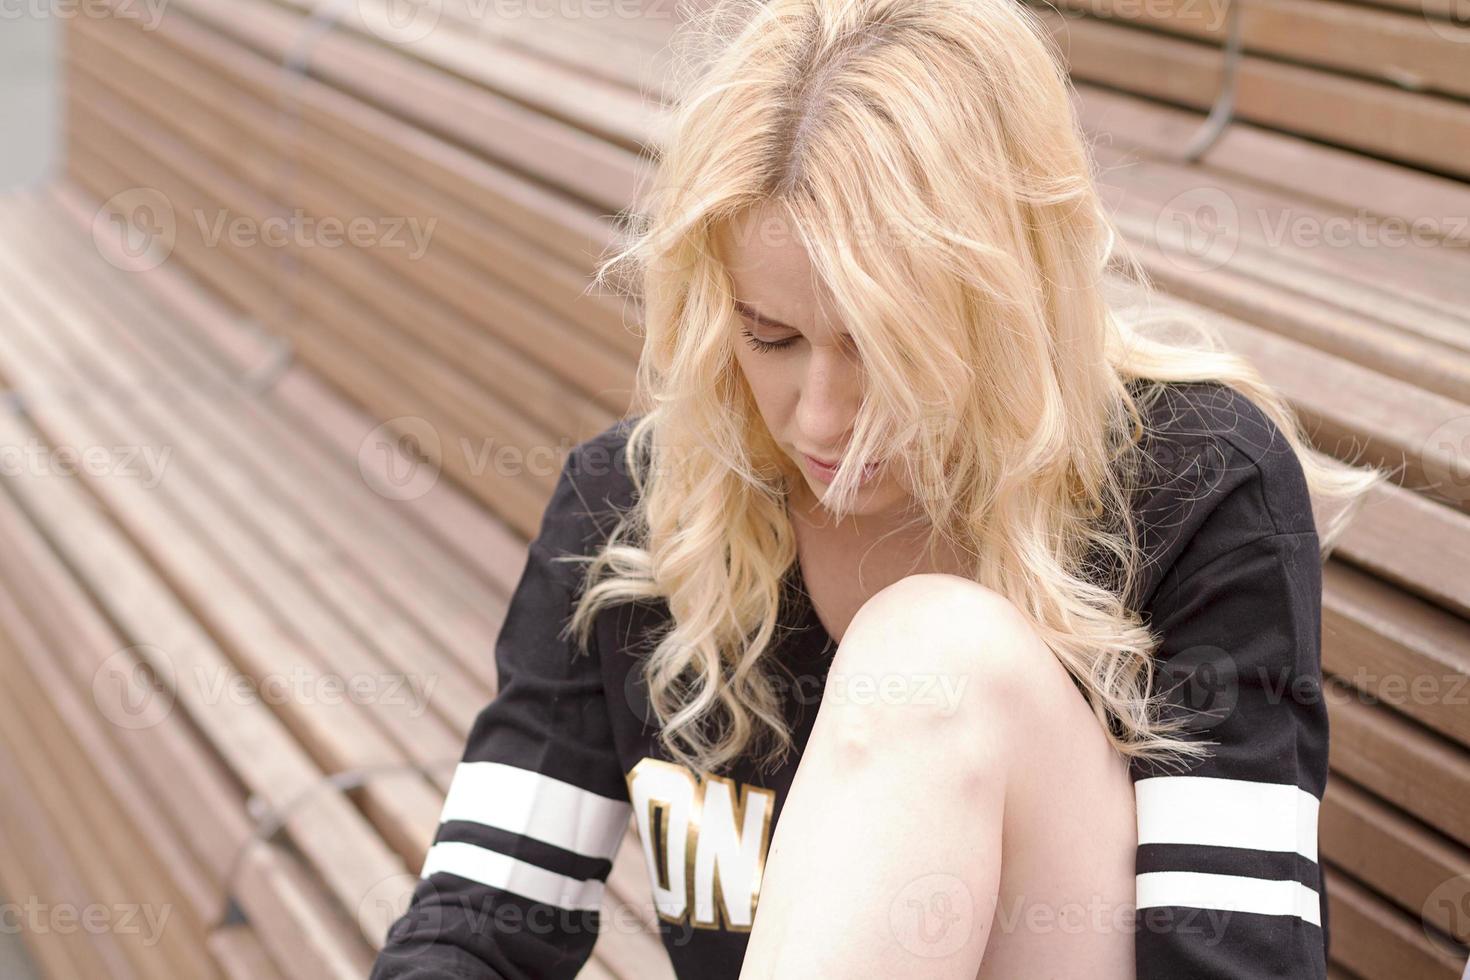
top-left (715, 203), bottom-right (907, 518)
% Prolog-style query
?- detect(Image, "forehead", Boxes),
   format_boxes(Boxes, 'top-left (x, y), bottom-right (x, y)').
top-left (712, 202), bottom-right (819, 300)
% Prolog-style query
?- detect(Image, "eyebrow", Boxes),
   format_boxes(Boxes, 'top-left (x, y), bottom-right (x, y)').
top-left (732, 299), bottom-right (852, 340)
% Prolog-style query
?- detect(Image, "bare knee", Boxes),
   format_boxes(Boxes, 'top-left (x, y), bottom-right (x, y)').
top-left (840, 572), bottom-right (1044, 695)
top-left (814, 573), bottom-right (1044, 762)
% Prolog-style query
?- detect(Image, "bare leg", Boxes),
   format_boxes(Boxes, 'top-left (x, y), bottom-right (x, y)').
top-left (738, 573), bottom-right (1135, 979)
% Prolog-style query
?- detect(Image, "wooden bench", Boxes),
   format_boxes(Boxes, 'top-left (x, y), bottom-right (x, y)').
top-left (0, 182), bottom-right (671, 978)
top-left (10, 0), bottom-right (1469, 976)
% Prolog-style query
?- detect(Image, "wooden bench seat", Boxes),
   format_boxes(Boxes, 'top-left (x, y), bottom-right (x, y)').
top-left (15, 0), bottom-right (1470, 976)
top-left (0, 184), bottom-right (672, 978)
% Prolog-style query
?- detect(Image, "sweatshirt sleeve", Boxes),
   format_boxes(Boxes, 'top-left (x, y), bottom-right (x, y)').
top-left (1130, 438), bottom-right (1331, 980)
top-left (371, 445), bottom-right (633, 980)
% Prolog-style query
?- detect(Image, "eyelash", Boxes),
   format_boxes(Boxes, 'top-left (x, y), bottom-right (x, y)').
top-left (740, 327), bottom-right (797, 354)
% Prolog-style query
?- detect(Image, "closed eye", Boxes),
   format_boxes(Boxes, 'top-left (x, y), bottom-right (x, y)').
top-left (740, 327), bottom-right (798, 354)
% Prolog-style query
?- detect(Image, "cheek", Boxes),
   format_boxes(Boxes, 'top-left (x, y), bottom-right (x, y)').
top-left (734, 350), bottom-right (796, 418)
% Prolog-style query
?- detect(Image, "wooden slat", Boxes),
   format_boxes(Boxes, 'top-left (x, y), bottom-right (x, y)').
top-left (60, 33), bottom-right (635, 423)
top-left (1047, 0), bottom-right (1470, 99)
top-left (1322, 777), bottom-right (1470, 946)
top-left (0, 632), bottom-right (129, 980)
top-left (1323, 865), bottom-right (1467, 979)
top-left (1326, 676), bottom-right (1470, 850)
top-left (1324, 561), bottom-right (1470, 747)
top-left (1036, 7), bottom-right (1470, 180)
top-left (64, 121), bottom-right (577, 536)
top-left (207, 924), bottom-right (290, 980)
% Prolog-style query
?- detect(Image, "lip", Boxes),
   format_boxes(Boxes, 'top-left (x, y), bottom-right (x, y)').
top-left (803, 453), bottom-right (880, 485)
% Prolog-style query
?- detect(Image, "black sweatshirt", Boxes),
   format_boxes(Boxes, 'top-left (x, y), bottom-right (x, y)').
top-left (371, 380), bottom-right (1331, 980)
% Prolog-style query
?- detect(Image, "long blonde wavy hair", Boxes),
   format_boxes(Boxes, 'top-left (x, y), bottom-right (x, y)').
top-left (562, 0), bottom-right (1390, 778)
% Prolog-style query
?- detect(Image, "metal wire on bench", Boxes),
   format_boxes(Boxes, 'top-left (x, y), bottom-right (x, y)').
top-left (1179, 0), bottom-right (1243, 163)
top-left (218, 755), bottom-right (462, 929)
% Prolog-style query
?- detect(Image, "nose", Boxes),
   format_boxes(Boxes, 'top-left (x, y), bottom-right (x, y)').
top-left (795, 345), bottom-right (862, 455)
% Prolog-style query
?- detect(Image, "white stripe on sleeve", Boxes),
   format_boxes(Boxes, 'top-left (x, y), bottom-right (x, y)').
top-left (437, 761), bottom-right (631, 861)
top-left (1137, 871), bottom-right (1322, 927)
top-left (1135, 775), bottom-right (1320, 860)
top-left (420, 841), bottom-right (608, 911)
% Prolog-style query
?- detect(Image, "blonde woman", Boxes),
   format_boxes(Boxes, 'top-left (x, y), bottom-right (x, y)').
top-left (373, 1), bottom-right (1387, 977)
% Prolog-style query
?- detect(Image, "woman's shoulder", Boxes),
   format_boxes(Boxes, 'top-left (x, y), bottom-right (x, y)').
top-left (561, 415), bottom-right (642, 498)
top-left (1131, 379), bottom-right (1314, 534)
top-left (1125, 380), bottom-right (1318, 605)
top-left (536, 415), bottom-right (645, 561)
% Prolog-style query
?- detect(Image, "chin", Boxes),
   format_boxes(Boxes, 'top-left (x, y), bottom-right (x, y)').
top-left (805, 474), bottom-right (897, 513)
